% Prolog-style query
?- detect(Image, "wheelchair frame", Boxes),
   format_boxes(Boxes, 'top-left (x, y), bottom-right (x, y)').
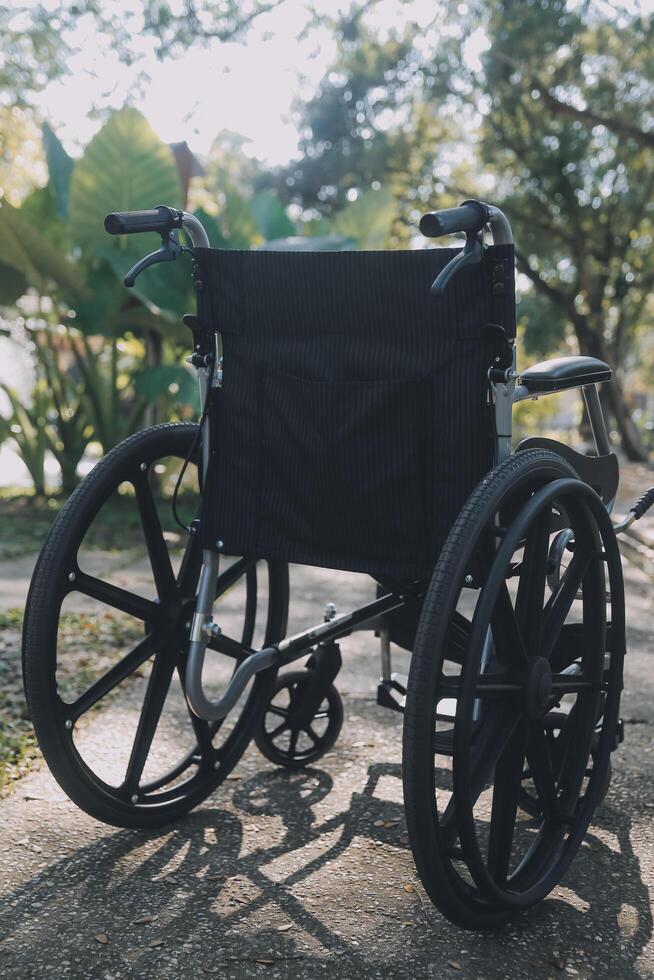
top-left (25, 197), bottom-right (654, 928)
top-left (168, 206), bottom-right (618, 725)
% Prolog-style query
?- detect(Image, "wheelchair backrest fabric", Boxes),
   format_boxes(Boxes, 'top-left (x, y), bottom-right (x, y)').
top-left (194, 244), bottom-right (515, 581)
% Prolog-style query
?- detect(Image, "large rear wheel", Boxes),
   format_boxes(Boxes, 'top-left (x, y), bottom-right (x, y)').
top-left (403, 449), bottom-right (625, 928)
top-left (23, 423), bottom-right (289, 828)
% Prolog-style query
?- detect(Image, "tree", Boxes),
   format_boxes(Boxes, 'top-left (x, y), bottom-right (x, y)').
top-left (0, 2), bottom-right (283, 109)
top-left (270, 0), bottom-right (654, 459)
top-left (476, 0), bottom-right (654, 459)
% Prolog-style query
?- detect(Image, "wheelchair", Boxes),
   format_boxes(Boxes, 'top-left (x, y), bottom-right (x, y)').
top-left (22, 199), bottom-right (654, 929)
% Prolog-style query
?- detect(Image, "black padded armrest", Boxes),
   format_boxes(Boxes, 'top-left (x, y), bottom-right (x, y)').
top-left (519, 355), bottom-right (611, 393)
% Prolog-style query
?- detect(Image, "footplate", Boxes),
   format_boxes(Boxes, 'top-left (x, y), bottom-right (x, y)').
top-left (377, 675), bottom-right (406, 713)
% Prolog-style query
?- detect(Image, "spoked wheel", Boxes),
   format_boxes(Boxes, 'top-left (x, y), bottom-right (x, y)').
top-left (403, 449), bottom-right (625, 929)
top-left (22, 423), bottom-right (289, 828)
top-left (518, 713), bottom-right (612, 818)
top-left (255, 670), bottom-right (344, 769)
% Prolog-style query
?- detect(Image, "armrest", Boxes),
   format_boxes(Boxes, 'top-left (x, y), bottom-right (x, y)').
top-left (519, 355), bottom-right (611, 394)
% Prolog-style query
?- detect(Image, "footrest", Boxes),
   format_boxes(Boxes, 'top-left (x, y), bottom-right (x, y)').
top-left (377, 675), bottom-right (406, 713)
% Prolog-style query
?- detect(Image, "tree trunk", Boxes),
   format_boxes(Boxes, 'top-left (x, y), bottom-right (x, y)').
top-left (571, 315), bottom-right (649, 462)
top-left (600, 376), bottom-right (649, 463)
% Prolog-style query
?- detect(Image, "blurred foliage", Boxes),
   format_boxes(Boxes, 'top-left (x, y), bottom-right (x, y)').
top-left (0, 104), bottom-right (389, 493)
top-left (270, 0), bottom-right (654, 459)
top-left (69, 108), bottom-right (182, 249)
top-left (0, 3), bottom-right (282, 110)
top-left (2, 0), bottom-right (651, 496)
top-left (0, 381), bottom-right (49, 496)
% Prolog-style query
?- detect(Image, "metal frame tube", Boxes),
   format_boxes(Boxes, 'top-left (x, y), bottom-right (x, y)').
top-left (582, 384), bottom-right (611, 456)
top-left (181, 212), bottom-right (209, 248)
top-left (185, 589), bottom-right (407, 721)
top-left (487, 206), bottom-right (513, 245)
top-left (379, 625), bottom-right (392, 683)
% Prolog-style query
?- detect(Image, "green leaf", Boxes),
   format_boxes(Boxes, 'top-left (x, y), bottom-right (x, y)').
top-left (66, 258), bottom-right (124, 335)
top-left (96, 245), bottom-right (193, 326)
top-left (250, 190), bottom-right (296, 241)
top-left (69, 107), bottom-right (181, 250)
top-left (330, 187), bottom-right (395, 250)
top-left (42, 123), bottom-right (74, 218)
top-left (134, 364), bottom-right (199, 411)
top-left (0, 200), bottom-right (87, 298)
top-left (0, 263), bottom-right (27, 305)
top-left (20, 185), bottom-right (69, 250)
top-left (192, 207), bottom-right (227, 249)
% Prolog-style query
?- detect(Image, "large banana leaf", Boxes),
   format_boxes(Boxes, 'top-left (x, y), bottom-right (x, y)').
top-left (0, 200), bottom-right (87, 300)
top-left (69, 107), bottom-right (182, 250)
top-left (20, 184), bottom-right (70, 250)
top-left (42, 123), bottom-right (74, 218)
top-left (96, 244), bottom-right (194, 327)
top-left (0, 263), bottom-right (27, 305)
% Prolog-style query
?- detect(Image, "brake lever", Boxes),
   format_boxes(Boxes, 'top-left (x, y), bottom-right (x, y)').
top-left (430, 230), bottom-right (483, 296)
top-left (123, 230), bottom-right (182, 287)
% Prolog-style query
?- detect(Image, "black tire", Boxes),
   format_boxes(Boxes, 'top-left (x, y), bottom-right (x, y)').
top-left (403, 449), bottom-right (625, 929)
top-left (255, 670), bottom-right (344, 769)
top-left (22, 423), bottom-right (289, 828)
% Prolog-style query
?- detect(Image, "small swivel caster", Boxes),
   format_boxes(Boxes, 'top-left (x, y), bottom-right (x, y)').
top-left (255, 641), bottom-right (344, 769)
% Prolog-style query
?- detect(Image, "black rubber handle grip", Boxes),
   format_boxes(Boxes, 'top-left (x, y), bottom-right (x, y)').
top-left (104, 205), bottom-right (182, 236)
top-left (419, 200), bottom-right (490, 238)
top-left (630, 486), bottom-right (654, 520)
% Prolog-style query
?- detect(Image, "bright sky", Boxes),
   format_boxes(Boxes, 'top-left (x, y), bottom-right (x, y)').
top-left (31, 0), bottom-right (654, 165)
top-left (32, 0), bottom-right (459, 164)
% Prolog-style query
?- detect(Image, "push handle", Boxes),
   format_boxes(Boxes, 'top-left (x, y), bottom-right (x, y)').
top-left (419, 200), bottom-right (490, 238)
top-left (104, 205), bottom-right (183, 236)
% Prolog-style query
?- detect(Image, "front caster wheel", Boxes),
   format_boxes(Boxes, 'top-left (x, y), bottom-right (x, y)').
top-left (255, 670), bottom-right (344, 769)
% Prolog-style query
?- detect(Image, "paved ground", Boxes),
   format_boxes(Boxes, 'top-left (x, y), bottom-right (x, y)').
top-left (0, 553), bottom-right (653, 980)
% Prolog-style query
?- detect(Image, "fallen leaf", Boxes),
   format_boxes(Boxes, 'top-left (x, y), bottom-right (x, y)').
top-left (162, 876), bottom-right (178, 885)
top-left (226, 774), bottom-right (241, 781)
top-left (384, 820), bottom-right (400, 828)
top-left (277, 924), bottom-right (294, 932)
top-left (133, 914), bottom-right (157, 925)
top-left (94, 933), bottom-right (109, 945)
top-left (149, 938), bottom-right (164, 948)
top-left (403, 883), bottom-right (414, 893)
top-left (207, 873), bottom-right (224, 881)
top-left (449, 961), bottom-right (463, 971)
top-left (255, 959), bottom-right (273, 965)
top-left (551, 957), bottom-right (566, 971)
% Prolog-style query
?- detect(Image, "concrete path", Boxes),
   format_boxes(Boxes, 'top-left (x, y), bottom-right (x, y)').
top-left (1, 560), bottom-right (653, 979)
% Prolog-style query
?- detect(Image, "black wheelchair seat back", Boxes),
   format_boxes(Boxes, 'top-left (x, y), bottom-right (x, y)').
top-left (193, 243), bottom-right (515, 580)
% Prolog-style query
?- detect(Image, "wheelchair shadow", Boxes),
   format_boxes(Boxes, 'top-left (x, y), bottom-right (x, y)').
top-left (0, 760), bottom-right (651, 978)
